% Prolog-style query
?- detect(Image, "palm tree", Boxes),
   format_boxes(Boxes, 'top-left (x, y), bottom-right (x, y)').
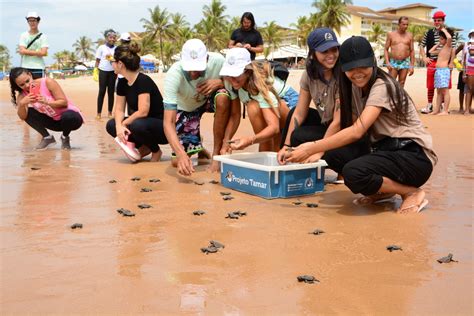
top-left (408, 24), bottom-right (430, 44)
top-left (260, 21), bottom-right (283, 60)
top-left (139, 35), bottom-right (158, 55)
top-left (312, 0), bottom-right (351, 35)
top-left (73, 36), bottom-right (94, 62)
top-left (140, 5), bottom-right (170, 68)
top-left (0, 44), bottom-right (11, 71)
top-left (202, 0), bottom-right (228, 29)
top-left (291, 16), bottom-right (317, 48)
top-left (194, 17), bottom-right (227, 52)
top-left (367, 23), bottom-right (386, 46)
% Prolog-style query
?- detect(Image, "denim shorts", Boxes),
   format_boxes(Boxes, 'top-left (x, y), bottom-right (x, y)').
top-left (281, 86), bottom-right (299, 109)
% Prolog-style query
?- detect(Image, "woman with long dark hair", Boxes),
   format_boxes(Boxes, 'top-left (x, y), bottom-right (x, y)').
top-left (9, 67), bottom-right (83, 150)
top-left (105, 42), bottom-right (168, 162)
top-left (278, 28), bottom-right (344, 165)
top-left (285, 36), bottom-right (437, 214)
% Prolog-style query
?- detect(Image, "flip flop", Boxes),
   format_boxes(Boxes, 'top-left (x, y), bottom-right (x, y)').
top-left (398, 199), bottom-right (429, 213)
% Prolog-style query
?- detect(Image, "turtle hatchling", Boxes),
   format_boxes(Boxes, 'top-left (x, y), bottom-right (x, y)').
top-left (209, 180), bottom-right (219, 184)
top-left (226, 212), bottom-right (240, 219)
top-left (306, 203), bottom-right (318, 208)
top-left (292, 199), bottom-right (303, 205)
top-left (109, 179), bottom-right (117, 183)
top-left (194, 180), bottom-right (205, 185)
top-left (309, 229), bottom-right (325, 235)
top-left (70, 223), bottom-right (83, 229)
top-left (117, 208), bottom-right (135, 217)
top-left (138, 203), bottom-right (152, 209)
top-left (220, 191), bottom-right (231, 196)
top-left (437, 253), bottom-right (458, 263)
top-left (140, 188), bottom-right (152, 192)
top-left (223, 195), bottom-right (234, 201)
top-left (209, 240), bottom-right (225, 249)
top-left (193, 210), bottom-right (206, 216)
top-left (386, 245), bottom-right (402, 252)
top-left (131, 177), bottom-right (141, 181)
top-left (297, 275), bottom-right (319, 284)
top-left (201, 246), bottom-right (219, 254)
top-left (149, 178), bottom-right (161, 183)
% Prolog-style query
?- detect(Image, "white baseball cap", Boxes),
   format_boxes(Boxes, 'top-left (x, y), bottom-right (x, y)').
top-left (181, 39), bottom-right (207, 71)
top-left (26, 12), bottom-right (40, 19)
top-left (469, 29), bottom-right (474, 37)
top-left (119, 32), bottom-right (131, 42)
top-left (219, 48), bottom-right (251, 77)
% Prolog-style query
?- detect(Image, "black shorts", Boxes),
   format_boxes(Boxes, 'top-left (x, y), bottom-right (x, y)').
top-left (457, 71), bottom-right (465, 90)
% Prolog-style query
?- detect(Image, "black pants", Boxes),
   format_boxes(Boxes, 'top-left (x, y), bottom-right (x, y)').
top-left (25, 108), bottom-right (83, 137)
top-left (106, 117), bottom-right (168, 153)
top-left (97, 70), bottom-right (116, 114)
top-left (341, 142), bottom-right (433, 196)
top-left (280, 107), bottom-right (327, 147)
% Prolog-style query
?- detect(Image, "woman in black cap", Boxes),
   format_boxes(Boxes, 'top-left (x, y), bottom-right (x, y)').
top-left (278, 28), bottom-right (367, 184)
top-left (285, 36), bottom-right (437, 214)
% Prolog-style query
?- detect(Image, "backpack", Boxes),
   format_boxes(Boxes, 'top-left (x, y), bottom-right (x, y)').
top-left (269, 60), bottom-right (289, 82)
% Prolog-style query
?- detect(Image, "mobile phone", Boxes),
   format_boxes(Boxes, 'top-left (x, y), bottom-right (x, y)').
top-left (30, 83), bottom-right (40, 95)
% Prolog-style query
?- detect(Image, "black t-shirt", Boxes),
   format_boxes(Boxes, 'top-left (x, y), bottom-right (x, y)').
top-left (230, 28), bottom-right (264, 60)
top-left (116, 73), bottom-right (164, 119)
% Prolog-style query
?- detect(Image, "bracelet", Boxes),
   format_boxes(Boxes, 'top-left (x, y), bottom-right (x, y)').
top-left (283, 143), bottom-right (291, 147)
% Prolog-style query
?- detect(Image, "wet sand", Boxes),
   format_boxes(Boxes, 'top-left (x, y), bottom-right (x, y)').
top-left (0, 70), bottom-right (472, 314)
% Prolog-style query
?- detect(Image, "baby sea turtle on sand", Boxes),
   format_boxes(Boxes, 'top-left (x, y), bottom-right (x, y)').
top-left (309, 229), bottom-right (325, 235)
top-left (386, 245), bottom-right (402, 252)
top-left (220, 191), bottom-right (232, 196)
top-left (109, 179), bottom-right (117, 183)
top-left (149, 178), bottom-right (161, 183)
top-left (437, 253), bottom-right (458, 264)
top-left (193, 210), bottom-right (206, 216)
top-left (194, 180), bottom-right (205, 185)
top-left (226, 212), bottom-right (240, 219)
top-left (306, 203), bottom-right (318, 208)
top-left (31, 167), bottom-right (41, 170)
top-left (209, 240), bottom-right (225, 249)
top-left (201, 246), bottom-right (219, 254)
top-left (297, 275), bottom-right (320, 284)
top-left (209, 180), bottom-right (219, 184)
top-left (131, 177), bottom-right (141, 181)
top-left (140, 188), bottom-right (152, 192)
top-left (223, 195), bottom-right (234, 201)
top-left (226, 211), bottom-right (246, 219)
top-left (292, 199), bottom-right (303, 205)
top-left (117, 208), bottom-right (135, 217)
top-left (70, 223), bottom-right (83, 229)
top-left (138, 203), bottom-right (152, 209)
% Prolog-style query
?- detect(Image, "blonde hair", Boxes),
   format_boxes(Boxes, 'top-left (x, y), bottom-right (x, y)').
top-left (245, 61), bottom-right (281, 118)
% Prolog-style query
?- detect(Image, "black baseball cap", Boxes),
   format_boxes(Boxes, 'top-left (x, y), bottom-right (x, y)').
top-left (339, 36), bottom-right (375, 72)
top-left (307, 27), bottom-right (340, 52)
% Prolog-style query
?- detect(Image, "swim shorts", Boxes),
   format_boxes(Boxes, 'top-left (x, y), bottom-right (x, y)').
top-left (434, 68), bottom-right (451, 88)
top-left (390, 57), bottom-right (410, 70)
top-left (173, 88), bottom-right (229, 156)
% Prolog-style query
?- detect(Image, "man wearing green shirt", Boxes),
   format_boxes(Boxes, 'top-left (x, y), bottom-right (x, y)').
top-left (163, 39), bottom-right (238, 176)
top-left (18, 12), bottom-right (49, 79)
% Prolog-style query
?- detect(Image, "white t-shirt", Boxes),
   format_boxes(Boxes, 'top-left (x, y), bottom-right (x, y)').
top-left (95, 45), bottom-right (116, 71)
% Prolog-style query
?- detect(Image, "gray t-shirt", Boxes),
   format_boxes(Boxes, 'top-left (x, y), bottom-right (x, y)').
top-left (300, 71), bottom-right (339, 125)
top-left (352, 78), bottom-right (437, 166)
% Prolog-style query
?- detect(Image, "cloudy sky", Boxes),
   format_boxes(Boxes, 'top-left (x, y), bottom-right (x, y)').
top-left (1, 0), bottom-right (472, 66)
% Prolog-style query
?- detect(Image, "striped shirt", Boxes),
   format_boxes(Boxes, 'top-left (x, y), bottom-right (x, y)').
top-left (420, 28), bottom-right (459, 60)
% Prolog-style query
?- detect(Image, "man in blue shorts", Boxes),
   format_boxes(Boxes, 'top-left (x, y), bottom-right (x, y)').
top-left (163, 39), bottom-right (232, 176)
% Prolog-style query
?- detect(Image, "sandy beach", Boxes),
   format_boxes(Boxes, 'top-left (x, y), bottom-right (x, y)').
top-left (0, 69), bottom-right (472, 314)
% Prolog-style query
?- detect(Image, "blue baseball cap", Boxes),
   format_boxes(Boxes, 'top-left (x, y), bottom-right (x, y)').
top-left (307, 28), bottom-right (340, 52)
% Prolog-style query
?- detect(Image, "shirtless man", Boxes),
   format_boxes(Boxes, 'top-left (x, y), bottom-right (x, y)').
top-left (384, 16), bottom-right (414, 87)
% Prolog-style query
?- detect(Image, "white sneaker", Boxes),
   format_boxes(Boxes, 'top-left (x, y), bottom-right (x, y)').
top-left (420, 104), bottom-right (433, 114)
top-left (35, 136), bottom-right (56, 150)
top-left (114, 137), bottom-right (140, 162)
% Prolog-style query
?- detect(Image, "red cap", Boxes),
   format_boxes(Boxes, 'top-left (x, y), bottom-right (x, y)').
top-left (432, 11), bottom-right (446, 19)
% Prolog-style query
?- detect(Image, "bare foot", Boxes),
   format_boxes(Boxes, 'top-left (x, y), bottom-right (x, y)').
top-left (437, 111), bottom-right (449, 116)
top-left (430, 111), bottom-right (440, 115)
top-left (198, 148), bottom-right (211, 160)
top-left (397, 189), bottom-right (428, 214)
top-left (207, 159), bottom-right (220, 173)
top-left (464, 111), bottom-right (470, 115)
top-left (353, 193), bottom-right (395, 206)
top-left (150, 150), bottom-right (162, 162)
